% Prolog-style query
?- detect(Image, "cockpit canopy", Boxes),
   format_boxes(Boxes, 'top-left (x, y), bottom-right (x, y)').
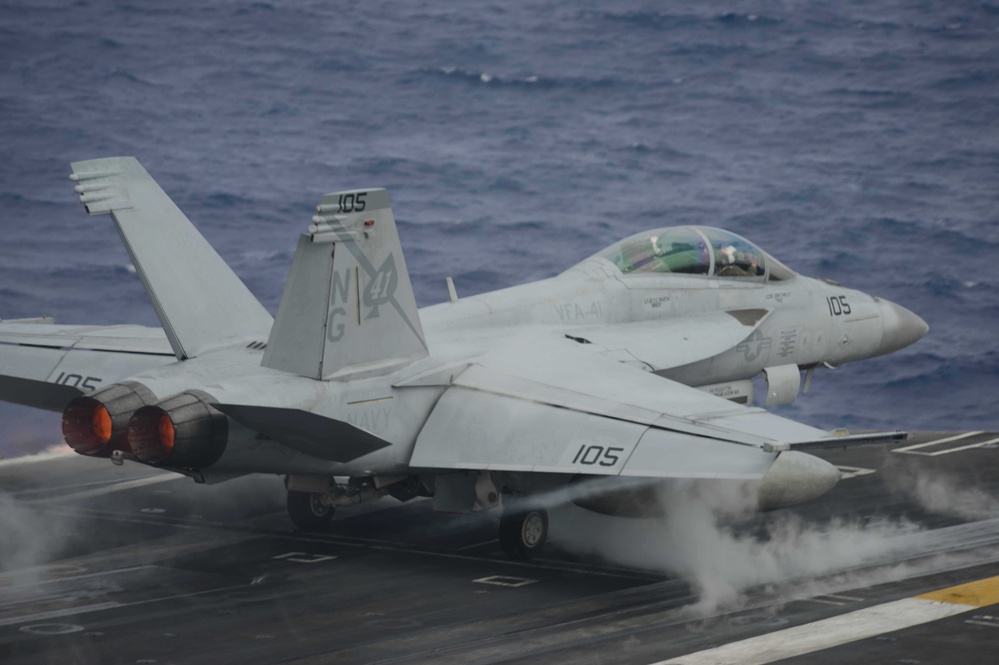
top-left (599, 226), bottom-right (792, 281)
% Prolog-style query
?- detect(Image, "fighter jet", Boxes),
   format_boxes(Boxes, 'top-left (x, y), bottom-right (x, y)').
top-left (0, 157), bottom-right (927, 559)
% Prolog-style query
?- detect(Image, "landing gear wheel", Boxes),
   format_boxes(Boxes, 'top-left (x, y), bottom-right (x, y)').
top-left (498, 505), bottom-right (548, 560)
top-left (287, 490), bottom-right (335, 530)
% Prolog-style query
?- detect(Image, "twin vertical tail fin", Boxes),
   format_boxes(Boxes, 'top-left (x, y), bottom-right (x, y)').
top-left (262, 188), bottom-right (428, 380)
top-left (70, 157), bottom-right (274, 360)
top-left (69, 158), bottom-right (425, 377)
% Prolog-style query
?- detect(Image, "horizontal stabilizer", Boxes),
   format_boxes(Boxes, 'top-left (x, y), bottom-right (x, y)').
top-left (69, 157), bottom-right (273, 359)
top-left (0, 322), bottom-right (177, 411)
top-left (0, 374), bottom-right (84, 412)
top-left (215, 404), bottom-right (391, 462)
top-left (0, 322), bottom-right (173, 355)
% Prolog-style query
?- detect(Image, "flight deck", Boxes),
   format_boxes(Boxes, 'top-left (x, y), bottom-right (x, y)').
top-left (2, 431), bottom-right (998, 664)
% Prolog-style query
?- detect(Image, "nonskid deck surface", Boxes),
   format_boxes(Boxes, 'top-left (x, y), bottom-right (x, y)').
top-left (1, 432), bottom-right (998, 665)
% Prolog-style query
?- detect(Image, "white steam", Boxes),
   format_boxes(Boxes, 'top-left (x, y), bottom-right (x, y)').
top-left (886, 462), bottom-right (999, 521)
top-left (550, 479), bottom-right (922, 614)
top-left (0, 442), bottom-right (74, 464)
top-left (0, 492), bottom-right (74, 585)
top-left (0, 445), bottom-right (78, 579)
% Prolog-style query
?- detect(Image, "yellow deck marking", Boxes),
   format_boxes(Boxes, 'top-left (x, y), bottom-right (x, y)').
top-left (916, 575), bottom-right (999, 607)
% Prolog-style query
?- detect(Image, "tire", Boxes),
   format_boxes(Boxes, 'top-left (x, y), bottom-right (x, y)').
top-left (287, 490), bottom-right (335, 530)
top-left (498, 506), bottom-right (548, 560)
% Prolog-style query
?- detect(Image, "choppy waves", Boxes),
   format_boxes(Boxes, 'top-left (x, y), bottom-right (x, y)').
top-left (1, 0), bottom-right (997, 452)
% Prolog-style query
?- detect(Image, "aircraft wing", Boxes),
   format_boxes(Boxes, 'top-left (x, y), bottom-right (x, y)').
top-left (407, 337), bottom-right (836, 480)
top-left (0, 321), bottom-right (175, 411)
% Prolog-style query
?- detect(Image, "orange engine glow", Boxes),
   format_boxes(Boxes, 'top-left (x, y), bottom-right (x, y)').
top-left (127, 394), bottom-right (227, 468)
top-left (158, 414), bottom-right (175, 453)
top-left (63, 383), bottom-right (154, 458)
top-left (92, 405), bottom-right (112, 444)
top-left (128, 406), bottom-right (172, 465)
top-left (63, 397), bottom-right (113, 456)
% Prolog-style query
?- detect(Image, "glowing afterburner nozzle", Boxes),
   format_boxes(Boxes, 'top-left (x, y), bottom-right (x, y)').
top-left (128, 406), bottom-right (172, 464)
top-left (158, 413), bottom-right (175, 454)
top-left (93, 405), bottom-right (112, 444)
top-left (63, 398), bottom-right (111, 455)
top-left (128, 391), bottom-right (227, 468)
top-left (62, 382), bottom-right (155, 457)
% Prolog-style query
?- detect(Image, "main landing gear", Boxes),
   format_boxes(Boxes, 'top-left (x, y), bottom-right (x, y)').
top-left (286, 490), bottom-right (335, 530)
top-left (498, 502), bottom-right (549, 560)
top-left (284, 476), bottom-right (393, 531)
top-left (285, 475), bottom-right (551, 561)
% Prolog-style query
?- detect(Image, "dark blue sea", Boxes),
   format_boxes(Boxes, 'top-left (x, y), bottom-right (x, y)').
top-left (1, 0), bottom-right (997, 458)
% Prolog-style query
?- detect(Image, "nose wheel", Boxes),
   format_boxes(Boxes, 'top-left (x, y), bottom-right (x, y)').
top-left (287, 490), bottom-right (335, 530)
top-left (498, 504), bottom-right (548, 560)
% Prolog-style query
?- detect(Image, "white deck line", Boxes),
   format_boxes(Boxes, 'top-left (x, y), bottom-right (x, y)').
top-left (837, 465), bottom-right (876, 479)
top-left (897, 436), bottom-right (999, 457)
top-left (0, 602), bottom-right (123, 627)
top-left (33, 474), bottom-right (179, 503)
top-left (922, 436), bottom-right (999, 456)
top-left (649, 597), bottom-right (974, 665)
top-left (894, 431), bottom-right (983, 453)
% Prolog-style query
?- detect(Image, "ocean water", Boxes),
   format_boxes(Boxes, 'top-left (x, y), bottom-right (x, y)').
top-left (1, 0), bottom-right (997, 457)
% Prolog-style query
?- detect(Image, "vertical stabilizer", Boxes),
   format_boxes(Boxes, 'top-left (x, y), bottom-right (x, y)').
top-left (262, 188), bottom-right (428, 380)
top-left (69, 157), bottom-right (273, 360)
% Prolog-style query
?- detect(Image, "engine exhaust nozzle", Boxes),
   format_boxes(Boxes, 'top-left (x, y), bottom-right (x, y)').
top-left (62, 382), bottom-right (155, 456)
top-left (128, 390), bottom-right (227, 468)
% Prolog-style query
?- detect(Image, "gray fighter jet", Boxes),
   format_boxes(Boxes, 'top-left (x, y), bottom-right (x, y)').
top-left (0, 157), bottom-right (928, 559)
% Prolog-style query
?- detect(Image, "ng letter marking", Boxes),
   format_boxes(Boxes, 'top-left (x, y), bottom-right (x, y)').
top-left (328, 269), bottom-right (352, 342)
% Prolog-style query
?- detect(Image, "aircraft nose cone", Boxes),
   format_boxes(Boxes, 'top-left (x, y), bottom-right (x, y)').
top-left (877, 298), bottom-right (929, 356)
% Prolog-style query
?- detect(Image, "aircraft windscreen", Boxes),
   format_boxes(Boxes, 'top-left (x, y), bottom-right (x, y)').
top-left (601, 226), bottom-right (769, 281)
top-left (701, 228), bottom-right (767, 279)
top-left (604, 227), bottom-right (710, 275)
